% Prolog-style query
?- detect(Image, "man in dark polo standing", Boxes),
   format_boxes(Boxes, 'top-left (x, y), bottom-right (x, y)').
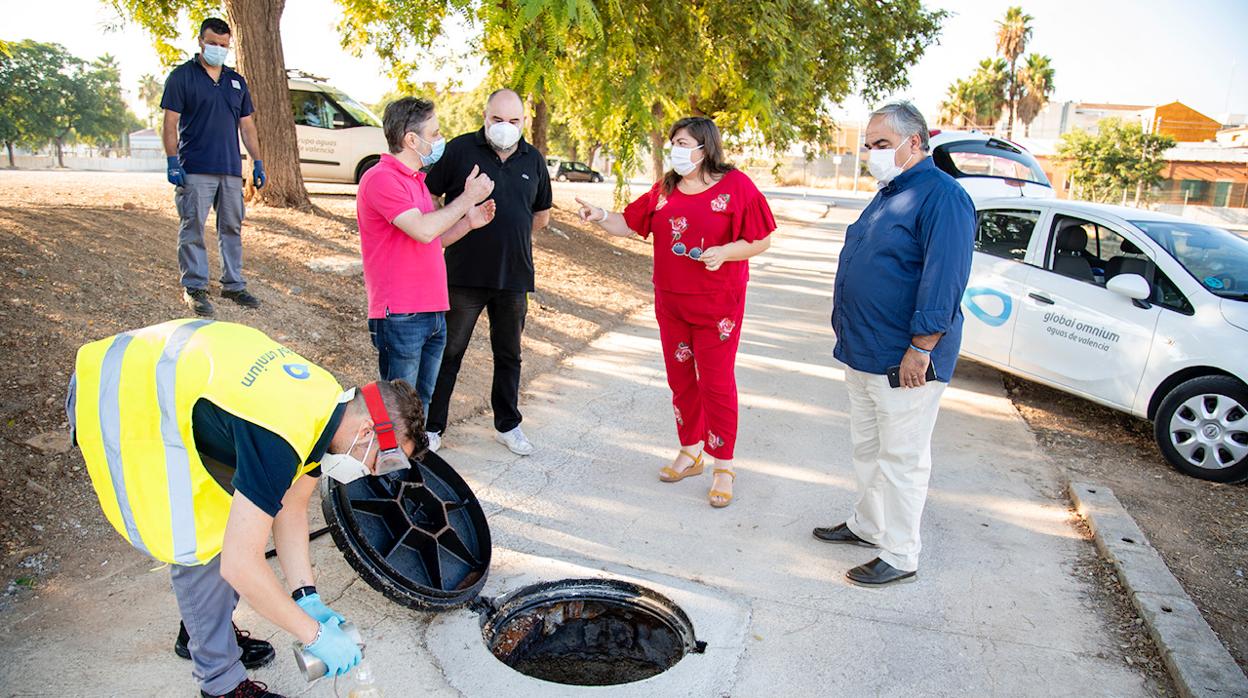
top-left (424, 88), bottom-right (552, 456)
top-left (161, 17), bottom-right (265, 317)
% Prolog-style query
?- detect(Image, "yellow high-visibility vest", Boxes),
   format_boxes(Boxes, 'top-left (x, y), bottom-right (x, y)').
top-left (73, 319), bottom-right (343, 566)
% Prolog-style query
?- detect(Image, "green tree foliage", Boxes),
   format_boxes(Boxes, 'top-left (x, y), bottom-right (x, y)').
top-left (107, 0), bottom-right (220, 66)
top-left (339, 0), bottom-right (945, 198)
top-left (994, 5), bottom-right (1032, 137)
top-left (1056, 119), bottom-right (1174, 203)
top-left (937, 58), bottom-right (1008, 130)
top-left (138, 73), bottom-right (165, 129)
top-left (0, 40), bottom-right (140, 167)
top-left (1016, 53), bottom-right (1055, 135)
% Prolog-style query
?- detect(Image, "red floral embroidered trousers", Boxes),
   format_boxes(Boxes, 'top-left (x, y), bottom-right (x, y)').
top-left (654, 287), bottom-right (747, 460)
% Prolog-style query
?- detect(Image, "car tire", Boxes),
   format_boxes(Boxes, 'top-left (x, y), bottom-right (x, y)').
top-left (557, 174), bottom-right (568, 182)
top-left (592, 175), bottom-right (603, 183)
top-left (354, 156), bottom-right (381, 184)
top-left (1153, 375), bottom-right (1248, 483)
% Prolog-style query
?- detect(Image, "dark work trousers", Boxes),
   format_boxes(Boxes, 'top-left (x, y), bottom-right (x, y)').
top-left (426, 286), bottom-right (527, 435)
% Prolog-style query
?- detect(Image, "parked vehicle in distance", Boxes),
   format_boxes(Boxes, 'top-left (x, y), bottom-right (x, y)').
top-left (243, 71), bottom-right (386, 191)
top-left (552, 160), bottom-right (603, 183)
top-left (932, 131), bottom-right (1248, 483)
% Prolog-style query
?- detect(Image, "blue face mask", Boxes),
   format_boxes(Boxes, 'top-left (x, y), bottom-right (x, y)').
top-left (414, 135), bottom-right (445, 167)
top-left (202, 44), bottom-right (229, 67)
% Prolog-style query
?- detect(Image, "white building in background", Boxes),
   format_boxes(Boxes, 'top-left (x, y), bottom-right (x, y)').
top-left (129, 128), bottom-right (162, 157)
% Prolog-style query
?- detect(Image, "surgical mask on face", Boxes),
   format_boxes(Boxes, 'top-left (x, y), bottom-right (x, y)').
top-left (320, 430), bottom-right (376, 484)
top-left (669, 144), bottom-right (704, 176)
top-left (201, 44), bottom-right (229, 67)
top-left (486, 122), bottom-right (521, 151)
top-left (867, 138), bottom-right (918, 186)
top-left (412, 134), bottom-right (445, 167)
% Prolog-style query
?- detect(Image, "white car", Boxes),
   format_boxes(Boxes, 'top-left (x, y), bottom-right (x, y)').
top-left (244, 73), bottom-right (387, 187)
top-left (931, 131), bottom-right (1248, 482)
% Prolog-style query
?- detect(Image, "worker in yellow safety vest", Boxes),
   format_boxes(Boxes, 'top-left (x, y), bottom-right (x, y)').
top-left (67, 319), bottom-right (426, 698)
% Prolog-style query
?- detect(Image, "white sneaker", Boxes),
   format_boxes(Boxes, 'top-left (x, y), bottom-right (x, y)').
top-left (425, 431), bottom-right (441, 453)
top-left (495, 426), bottom-right (535, 456)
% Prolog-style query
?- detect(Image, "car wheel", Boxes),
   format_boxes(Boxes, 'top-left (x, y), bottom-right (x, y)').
top-left (1153, 375), bottom-right (1248, 483)
top-left (355, 156), bottom-right (381, 183)
top-left (592, 175), bottom-right (603, 183)
top-left (557, 174), bottom-right (568, 182)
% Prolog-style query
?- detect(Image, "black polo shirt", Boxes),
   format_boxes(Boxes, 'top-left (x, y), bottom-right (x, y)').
top-left (425, 129), bottom-right (552, 292)
top-left (159, 57), bottom-right (253, 177)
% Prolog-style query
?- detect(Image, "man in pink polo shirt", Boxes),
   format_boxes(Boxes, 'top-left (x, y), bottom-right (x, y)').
top-left (357, 97), bottom-right (496, 437)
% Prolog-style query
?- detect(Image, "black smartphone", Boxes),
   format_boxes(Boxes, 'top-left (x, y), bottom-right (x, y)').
top-left (887, 362), bottom-right (938, 388)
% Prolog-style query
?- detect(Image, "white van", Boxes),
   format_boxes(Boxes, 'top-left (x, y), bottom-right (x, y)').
top-left (243, 72), bottom-right (386, 189)
top-left (931, 131), bottom-right (1248, 483)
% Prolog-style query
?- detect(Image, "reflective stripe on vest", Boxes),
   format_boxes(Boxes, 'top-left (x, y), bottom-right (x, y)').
top-left (98, 331), bottom-right (148, 557)
top-left (156, 319), bottom-right (213, 564)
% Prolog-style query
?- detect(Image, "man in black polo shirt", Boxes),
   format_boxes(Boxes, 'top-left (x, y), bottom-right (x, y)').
top-left (161, 17), bottom-right (265, 317)
top-left (424, 89), bottom-right (552, 456)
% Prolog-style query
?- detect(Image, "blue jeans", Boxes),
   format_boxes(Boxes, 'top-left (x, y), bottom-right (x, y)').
top-left (368, 311), bottom-right (447, 416)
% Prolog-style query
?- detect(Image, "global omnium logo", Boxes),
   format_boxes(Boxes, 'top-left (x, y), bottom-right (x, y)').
top-left (962, 287), bottom-right (1013, 327)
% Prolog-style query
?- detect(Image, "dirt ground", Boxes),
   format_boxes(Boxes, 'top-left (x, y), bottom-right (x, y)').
top-left (0, 170), bottom-right (654, 607)
top-left (1001, 372), bottom-right (1248, 670)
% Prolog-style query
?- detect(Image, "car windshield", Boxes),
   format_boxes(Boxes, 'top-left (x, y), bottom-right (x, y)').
top-left (1131, 220), bottom-right (1248, 300)
top-left (321, 86), bottom-right (381, 127)
top-left (933, 138), bottom-right (1051, 186)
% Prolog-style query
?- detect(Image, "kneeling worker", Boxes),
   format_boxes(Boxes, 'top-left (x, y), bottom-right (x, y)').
top-left (67, 319), bottom-right (426, 698)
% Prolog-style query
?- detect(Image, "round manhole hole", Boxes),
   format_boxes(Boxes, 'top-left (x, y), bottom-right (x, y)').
top-left (482, 578), bottom-right (704, 686)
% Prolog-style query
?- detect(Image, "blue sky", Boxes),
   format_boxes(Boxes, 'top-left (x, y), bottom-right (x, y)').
top-left (5, 0), bottom-right (1247, 125)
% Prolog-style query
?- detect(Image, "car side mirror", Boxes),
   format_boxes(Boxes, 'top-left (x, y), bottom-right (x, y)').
top-left (332, 114), bottom-right (347, 128)
top-left (1107, 273), bottom-right (1151, 302)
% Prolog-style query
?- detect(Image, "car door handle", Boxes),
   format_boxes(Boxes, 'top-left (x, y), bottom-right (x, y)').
top-left (1028, 292), bottom-right (1055, 305)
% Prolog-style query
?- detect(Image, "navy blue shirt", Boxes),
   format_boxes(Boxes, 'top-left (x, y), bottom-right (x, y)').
top-left (160, 57), bottom-right (254, 177)
top-left (191, 400), bottom-right (344, 517)
top-left (831, 157), bottom-right (975, 381)
top-left (424, 129), bottom-right (553, 292)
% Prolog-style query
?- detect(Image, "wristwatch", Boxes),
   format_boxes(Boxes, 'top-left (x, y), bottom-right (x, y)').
top-left (291, 585), bottom-right (318, 602)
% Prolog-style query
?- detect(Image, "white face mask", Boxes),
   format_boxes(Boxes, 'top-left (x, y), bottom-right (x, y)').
top-left (670, 144), bottom-right (704, 176)
top-left (867, 137), bottom-right (918, 186)
top-left (486, 122), bottom-right (521, 151)
top-left (320, 430), bottom-right (376, 484)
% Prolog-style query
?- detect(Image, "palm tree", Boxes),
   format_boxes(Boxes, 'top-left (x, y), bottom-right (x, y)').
top-left (995, 6), bottom-right (1033, 138)
top-left (938, 79), bottom-right (977, 129)
top-left (137, 74), bottom-right (163, 130)
top-left (1016, 54), bottom-right (1056, 137)
top-left (938, 58), bottom-right (1009, 131)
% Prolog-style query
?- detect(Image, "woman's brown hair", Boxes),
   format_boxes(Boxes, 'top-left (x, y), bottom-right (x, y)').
top-left (662, 116), bottom-right (735, 196)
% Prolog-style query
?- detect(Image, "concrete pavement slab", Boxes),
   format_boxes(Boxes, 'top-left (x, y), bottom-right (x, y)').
top-left (0, 206), bottom-right (1157, 696)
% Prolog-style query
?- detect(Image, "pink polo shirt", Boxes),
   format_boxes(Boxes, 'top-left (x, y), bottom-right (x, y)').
top-left (356, 154), bottom-right (449, 318)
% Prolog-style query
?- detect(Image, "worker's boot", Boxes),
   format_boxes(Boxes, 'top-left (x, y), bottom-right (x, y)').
top-left (200, 679), bottom-right (285, 698)
top-left (175, 621), bottom-right (276, 669)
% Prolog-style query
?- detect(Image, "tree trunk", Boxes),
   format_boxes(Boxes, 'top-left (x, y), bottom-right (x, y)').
top-left (1006, 58), bottom-right (1017, 138)
top-left (650, 102), bottom-right (665, 182)
top-left (5, 142), bottom-right (13, 169)
top-left (224, 0), bottom-right (309, 209)
top-left (55, 137), bottom-right (64, 168)
top-left (587, 142), bottom-right (602, 170)
top-left (530, 98), bottom-right (549, 156)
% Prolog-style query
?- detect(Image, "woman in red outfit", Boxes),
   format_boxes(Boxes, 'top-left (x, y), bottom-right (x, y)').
top-left (576, 117), bottom-right (775, 507)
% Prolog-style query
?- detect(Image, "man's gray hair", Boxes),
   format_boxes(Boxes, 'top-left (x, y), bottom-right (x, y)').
top-left (870, 100), bottom-right (930, 152)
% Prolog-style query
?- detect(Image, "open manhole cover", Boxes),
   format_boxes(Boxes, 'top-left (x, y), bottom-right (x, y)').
top-left (483, 578), bottom-right (703, 686)
top-left (324, 452), bottom-right (703, 685)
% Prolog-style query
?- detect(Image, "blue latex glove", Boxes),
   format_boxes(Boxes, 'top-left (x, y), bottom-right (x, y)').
top-left (305, 618), bottom-right (361, 677)
top-left (295, 592), bottom-right (345, 625)
top-left (252, 159), bottom-right (266, 189)
top-left (166, 156), bottom-right (186, 187)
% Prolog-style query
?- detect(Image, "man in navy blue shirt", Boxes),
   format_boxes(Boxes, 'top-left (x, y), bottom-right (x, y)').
top-left (161, 17), bottom-right (265, 317)
top-left (813, 101), bottom-right (975, 587)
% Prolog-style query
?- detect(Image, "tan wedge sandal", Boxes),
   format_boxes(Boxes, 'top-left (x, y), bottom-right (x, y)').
top-left (659, 449), bottom-right (705, 482)
top-left (709, 468), bottom-right (735, 508)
